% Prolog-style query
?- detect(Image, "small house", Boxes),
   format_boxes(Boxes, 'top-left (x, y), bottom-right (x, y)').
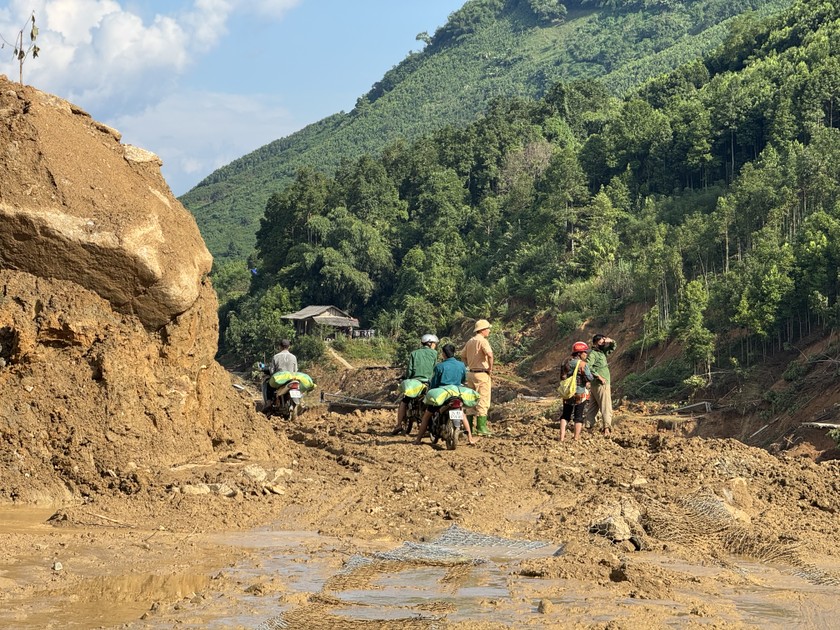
top-left (282, 305), bottom-right (360, 337)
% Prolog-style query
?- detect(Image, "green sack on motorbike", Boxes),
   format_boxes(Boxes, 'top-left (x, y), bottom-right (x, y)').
top-left (455, 385), bottom-right (480, 407)
top-left (424, 385), bottom-right (480, 408)
top-left (293, 372), bottom-right (316, 392)
top-left (269, 371), bottom-right (296, 388)
top-left (400, 378), bottom-right (426, 399)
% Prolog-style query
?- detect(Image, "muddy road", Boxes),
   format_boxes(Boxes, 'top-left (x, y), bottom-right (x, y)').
top-left (2, 367), bottom-right (839, 628)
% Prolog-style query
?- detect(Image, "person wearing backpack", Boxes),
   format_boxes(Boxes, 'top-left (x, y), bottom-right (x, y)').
top-left (559, 342), bottom-right (594, 442)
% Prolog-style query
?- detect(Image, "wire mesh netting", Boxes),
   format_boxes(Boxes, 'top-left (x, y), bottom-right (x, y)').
top-left (339, 524), bottom-right (556, 576)
top-left (641, 488), bottom-right (840, 586)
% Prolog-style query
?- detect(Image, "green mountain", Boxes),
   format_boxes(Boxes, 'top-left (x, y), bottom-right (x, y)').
top-left (180, 0), bottom-right (791, 263)
top-left (222, 0), bottom-right (840, 412)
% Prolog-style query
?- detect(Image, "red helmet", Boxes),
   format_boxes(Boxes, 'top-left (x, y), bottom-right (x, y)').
top-left (572, 341), bottom-right (589, 354)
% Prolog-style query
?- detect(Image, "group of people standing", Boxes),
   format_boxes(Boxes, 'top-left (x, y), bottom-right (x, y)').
top-left (394, 319), bottom-right (616, 445)
top-left (558, 334), bottom-right (616, 441)
top-left (393, 319), bottom-right (496, 445)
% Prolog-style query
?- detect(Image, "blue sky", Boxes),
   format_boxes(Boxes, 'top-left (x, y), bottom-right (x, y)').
top-left (0, 0), bottom-right (464, 195)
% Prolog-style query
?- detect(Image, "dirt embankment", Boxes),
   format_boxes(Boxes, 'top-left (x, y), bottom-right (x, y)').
top-left (0, 75), bottom-right (286, 507)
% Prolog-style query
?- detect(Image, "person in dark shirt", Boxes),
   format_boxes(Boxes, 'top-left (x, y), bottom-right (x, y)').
top-left (414, 344), bottom-right (475, 445)
top-left (429, 344), bottom-right (467, 389)
top-left (559, 341), bottom-right (594, 442)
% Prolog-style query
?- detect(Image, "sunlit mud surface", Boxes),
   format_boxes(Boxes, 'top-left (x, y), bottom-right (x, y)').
top-left (155, 527), bottom-right (839, 628)
top-left (1, 505), bottom-right (839, 629)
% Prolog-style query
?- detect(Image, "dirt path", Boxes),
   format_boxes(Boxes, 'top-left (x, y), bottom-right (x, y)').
top-left (2, 368), bottom-right (840, 628)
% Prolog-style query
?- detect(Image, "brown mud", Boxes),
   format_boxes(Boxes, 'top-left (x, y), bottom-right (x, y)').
top-left (2, 364), bottom-right (839, 628)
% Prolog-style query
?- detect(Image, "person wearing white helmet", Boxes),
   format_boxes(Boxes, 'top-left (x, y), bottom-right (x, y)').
top-left (391, 333), bottom-right (439, 435)
top-left (462, 319), bottom-right (494, 436)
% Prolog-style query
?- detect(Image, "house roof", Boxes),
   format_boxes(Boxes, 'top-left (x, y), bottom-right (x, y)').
top-left (282, 305), bottom-right (359, 327)
top-left (282, 305), bottom-right (353, 320)
top-left (312, 315), bottom-right (360, 328)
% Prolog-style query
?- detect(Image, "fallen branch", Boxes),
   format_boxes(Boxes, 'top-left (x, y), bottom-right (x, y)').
top-left (79, 509), bottom-right (134, 528)
top-left (801, 422), bottom-right (840, 430)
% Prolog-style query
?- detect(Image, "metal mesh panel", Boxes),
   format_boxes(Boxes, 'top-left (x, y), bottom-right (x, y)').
top-left (642, 488), bottom-right (840, 585)
top-left (338, 525), bottom-right (553, 577)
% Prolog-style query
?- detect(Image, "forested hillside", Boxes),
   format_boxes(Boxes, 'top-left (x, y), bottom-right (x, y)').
top-left (218, 0), bottom-right (840, 408)
top-left (183, 0), bottom-right (789, 262)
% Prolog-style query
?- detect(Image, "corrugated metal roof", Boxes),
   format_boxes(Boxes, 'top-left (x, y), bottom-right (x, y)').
top-left (282, 305), bottom-right (353, 320)
top-left (312, 315), bottom-right (360, 328)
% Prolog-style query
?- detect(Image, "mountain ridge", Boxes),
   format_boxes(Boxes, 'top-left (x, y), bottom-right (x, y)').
top-left (181, 0), bottom-right (791, 263)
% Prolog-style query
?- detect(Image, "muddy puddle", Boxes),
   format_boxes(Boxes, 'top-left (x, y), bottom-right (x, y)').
top-left (161, 527), bottom-right (840, 628)
top-left (1, 507), bottom-right (838, 628)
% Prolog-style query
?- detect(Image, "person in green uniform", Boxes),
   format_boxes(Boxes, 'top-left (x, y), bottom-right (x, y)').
top-left (391, 334), bottom-right (438, 435)
top-left (584, 334), bottom-right (616, 436)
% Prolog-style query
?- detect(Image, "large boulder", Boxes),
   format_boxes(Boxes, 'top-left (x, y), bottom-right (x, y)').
top-left (0, 77), bottom-right (285, 505)
top-left (0, 75), bottom-right (212, 330)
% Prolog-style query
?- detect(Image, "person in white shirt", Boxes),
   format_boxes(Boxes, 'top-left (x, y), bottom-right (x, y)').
top-left (270, 339), bottom-right (298, 374)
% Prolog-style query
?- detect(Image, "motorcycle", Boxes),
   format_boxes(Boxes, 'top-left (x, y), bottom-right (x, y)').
top-left (427, 394), bottom-right (466, 450)
top-left (260, 364), bottom-right (303, 421)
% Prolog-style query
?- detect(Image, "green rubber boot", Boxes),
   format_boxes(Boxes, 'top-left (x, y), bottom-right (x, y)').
top-left (475, 415), bottom-right (492, 436)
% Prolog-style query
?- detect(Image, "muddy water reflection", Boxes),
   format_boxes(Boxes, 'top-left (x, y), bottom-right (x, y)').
top-left (202, 529), bottom-right (554, 627)
top-left (3, 507), bottom-right (839, 628)
top-left (0, 507), bottom-right (225, 629)
top-left (0, 506), bottom-right (56, 533)
top-left (199, 530), bottom-right (840, 629)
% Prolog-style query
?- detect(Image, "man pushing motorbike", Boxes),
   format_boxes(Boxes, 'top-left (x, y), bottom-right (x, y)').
top-left (413, 344), bottom-right (476, 446)
top-left (391, 334), bottom-right (439, 435)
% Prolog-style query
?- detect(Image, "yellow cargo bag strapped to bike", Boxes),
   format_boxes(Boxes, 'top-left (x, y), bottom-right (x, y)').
top-left (424, 385), bottom-right (480, 408)
top-left (293, 372), bottom-right (316, 392)
top-left (455, 385), bottom-right (480, 407)
top-left (400, 378), bottom-right (426, 399)
top-left (269, 371), bottom-right (296, 388)
top-left (269, 371), bottom-right (315, 391)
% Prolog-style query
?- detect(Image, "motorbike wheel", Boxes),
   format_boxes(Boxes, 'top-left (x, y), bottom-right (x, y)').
top-left (288, 404), bottom-right (298, 422)
top-left (430, 413), bottom-right (441, 444)
top-left (405, 405), bottom-right (418, 435)
top-left (444, 421), bottom-right (458, 451)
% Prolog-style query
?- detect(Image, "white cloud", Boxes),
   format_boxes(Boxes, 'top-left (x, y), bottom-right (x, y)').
top-left (110, 89), bottom-right (301, 195)
top-left (0, 0), bottom-right (299, 110)
top-left (181, 0), bottom-right (234, 51)
top-left (0, 0), bottom-right (303, 194)
top-left (44, 0), bottom-right (121, 45)
top-left (248, 0), bottom-right (300, 20)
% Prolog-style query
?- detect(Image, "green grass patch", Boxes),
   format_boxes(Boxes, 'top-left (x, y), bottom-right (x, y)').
top-left (331, 337), bottom-right (397, 364)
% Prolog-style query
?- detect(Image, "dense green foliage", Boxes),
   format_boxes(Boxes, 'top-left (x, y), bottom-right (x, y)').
top-left (185, 0), bottom-right (789, 263)
top-left (221, 0), bottom-right (840, 386)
